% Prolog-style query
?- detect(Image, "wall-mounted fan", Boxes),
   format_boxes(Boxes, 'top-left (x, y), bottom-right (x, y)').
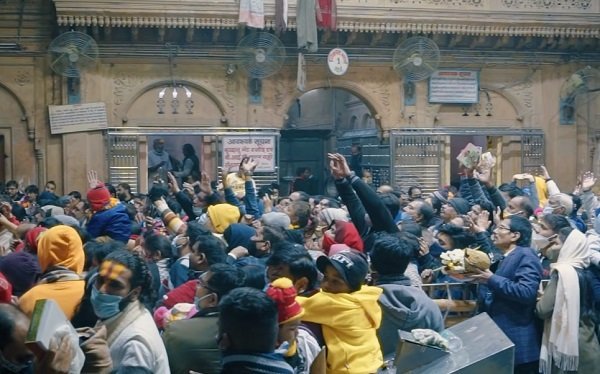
top-left (560, 66), bottom-right (600, 103)
top-left (236, 32), bottom-right (286, 79)
top-left (48, 31), bottom-right (99, 78)
top-left (393, 36), bottom-right (440, 82)
top-left (559, 66), bottom-right (600, 125)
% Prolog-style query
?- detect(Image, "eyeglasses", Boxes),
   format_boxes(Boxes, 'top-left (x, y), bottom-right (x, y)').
top-left (496, 225), bottom-right (511, 232)
top-left (197, 276), bottom-right (216, 294)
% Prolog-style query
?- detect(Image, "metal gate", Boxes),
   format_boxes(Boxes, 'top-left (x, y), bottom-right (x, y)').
top-left (391, 131), bottom-right (444, 193)
top-left (338, 130), bottom-right (391, 188)
top-left (390, 128), bottom-right (545, 192)
top-left (107, 134), bottom-right (140, 192)
top-left (521, 133), bottom-right (545, 174)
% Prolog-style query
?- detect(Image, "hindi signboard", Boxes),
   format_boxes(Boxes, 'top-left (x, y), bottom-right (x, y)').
top-left (48, 102), bottom-right (108, 135)
top-left (222, 136), bottom-right (276, 172)
top-left (428, 70), bottom-right (480, 104)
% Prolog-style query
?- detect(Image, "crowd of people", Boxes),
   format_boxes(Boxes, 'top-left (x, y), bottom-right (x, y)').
top-left (1, 148), bottom-right (600, 374)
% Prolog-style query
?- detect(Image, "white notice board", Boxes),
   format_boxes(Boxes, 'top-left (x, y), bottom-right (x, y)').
top-left (428, 70), bottom-right (480, 104)
top-left (48, 102), bottom-right (108, 134)
top-left (222, 136), bottom-right (276, 172)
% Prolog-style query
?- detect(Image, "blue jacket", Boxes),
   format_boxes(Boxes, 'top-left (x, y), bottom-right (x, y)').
top-left (479, 246), bottom-right (542, 365)
top-left (86, 203), bottom-right (132, 243)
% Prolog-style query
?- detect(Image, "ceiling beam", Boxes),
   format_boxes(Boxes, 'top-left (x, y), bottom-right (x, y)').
top-left (448, 34), bottom-right (464, 48)
top-left (186, 27), bottom-right (195, 43)
top-left (345, 32), bottom-right (358, 46)
top-left (212, 28), bottom-right (220, 44)
top-left (321, 29), bottom-right (332, 45)
top-left (131, 27), bottom-right (139, 42)
top-left (370, 32), bottom-right (384, 47)
top-left (493, 35), bottom-right (510, 49)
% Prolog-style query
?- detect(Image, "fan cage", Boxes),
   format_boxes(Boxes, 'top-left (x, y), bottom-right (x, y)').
top-left (48, 31), bottom-right (99, 78)
top-left (237, 32), bottom-right (286, 79)
top-left (393, 36), bottom-right (440, 82)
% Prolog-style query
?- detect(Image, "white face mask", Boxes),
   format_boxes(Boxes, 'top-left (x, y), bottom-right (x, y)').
top-left (531, 232), bottom-right (551, 251)
top-left (503, 209), bottom-right (523, 218)
top-left (542, 205), bottom-right (556, 216)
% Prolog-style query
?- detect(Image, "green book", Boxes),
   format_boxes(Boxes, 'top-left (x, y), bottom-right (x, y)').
top-left (25, 299), bottom-right (76, 357)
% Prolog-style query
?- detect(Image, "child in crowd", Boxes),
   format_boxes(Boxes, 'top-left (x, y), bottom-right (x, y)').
top-left (266, 277), bottom-right (322, 373)
top-left (298, 250), bottom-right (383, 373)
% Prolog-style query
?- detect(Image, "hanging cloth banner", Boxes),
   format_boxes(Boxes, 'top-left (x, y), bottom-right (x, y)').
top-left (297, 0), bottom-right (318, 52)
top-left (297, 52), bottom-right (306, 92)
top-left (316, 0), bottom-right (337, 31)
top-left (275, 0), bottom-right (288, 34)
top-left (239, 0), bottom-right (265, 29)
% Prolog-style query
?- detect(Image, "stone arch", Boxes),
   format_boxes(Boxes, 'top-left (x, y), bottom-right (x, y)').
top-left (280, 80), bottom-right (385, 132)
top-left (429, 86), bottom-right (528, 127)
top-left (118, 80), bottom-right (228, 123)
top-left (0, 81), bottom-right (29, 124)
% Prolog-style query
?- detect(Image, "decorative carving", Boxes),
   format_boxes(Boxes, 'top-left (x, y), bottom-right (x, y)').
top-left (211, 77), bottom-right (235, 120)
top-left (369, 81), bottom-right (392, 117)
top-left (112, 72), bottom-right (142, 119)
top-left (14, 71), bottom-right (31, 86)
top-left (274, 70), bottom-right (296, 115)
top-left (501, 0), bottom-right (592, 10)
top-left (393, 0), bottom-right (483, 8)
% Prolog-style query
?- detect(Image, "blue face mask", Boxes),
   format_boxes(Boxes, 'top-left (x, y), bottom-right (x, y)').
top-left (194, 293), bottom-right (213, 313)
top-left (91, 285), bottom-right (125, 320)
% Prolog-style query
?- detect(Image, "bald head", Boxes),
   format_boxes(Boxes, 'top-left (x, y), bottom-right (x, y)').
top-left (507, 196), bottom-right (534, 218)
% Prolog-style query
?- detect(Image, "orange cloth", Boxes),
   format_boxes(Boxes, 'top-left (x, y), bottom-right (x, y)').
top-left (19, 225), bottom-right (85, 319)
top-left (18, 280), bottom-right (85, 320)
top-left (37, 225), bottom-right (85, 273)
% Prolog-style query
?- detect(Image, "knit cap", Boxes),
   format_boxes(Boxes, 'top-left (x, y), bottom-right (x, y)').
top-left (261, 212), bottom-right (291, 230)
top-left (37, 225), bottom-right (85, 274)
top-left (0, 251), bottom-right (41, 296)
top-left (265, 277), bottom-right (304, 325)
top-left (87, 183), bottom-right (111, 212)
top-left (0, 272), bottom-right (12, 303)
top-left (207, 204), bottom-right (241, 234)
top-left (448, 197), bottom-right (471, 215)
top-left (24, 226), bottom-right (47, 254)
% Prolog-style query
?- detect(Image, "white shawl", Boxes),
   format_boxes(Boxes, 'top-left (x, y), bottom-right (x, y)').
top-left (539, 229), bottom-right (590, 374)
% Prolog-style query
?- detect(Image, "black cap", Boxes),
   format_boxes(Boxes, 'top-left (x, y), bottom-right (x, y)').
top-left (317, 250), bottom-right (368, 292)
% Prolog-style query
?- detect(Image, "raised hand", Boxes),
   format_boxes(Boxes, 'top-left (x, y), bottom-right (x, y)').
top-left (167, 172), bottom-right (180, 193)
top-left (87, 170), bottom-right (101, 189)
top-left (581, 171), bottom-right (597, 191)
top-left (328, 153), bottom-right (351, 179)
top-left (200, 172), bottom-right (212, 193)
top-left (262, 194), bottom-right (273, 213)
top-left (474, 168), bottom-right (492, 185)
top-left (241, 158), bottom-right (258, 176)
top-left (540, 165), bottom-right (551, 180)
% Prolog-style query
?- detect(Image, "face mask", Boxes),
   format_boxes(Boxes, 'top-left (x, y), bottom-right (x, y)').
top-left (196, 212), bottom-right (209, 228)
top-left (531, 232), bottom-right (551, 251)
top-left (503, 209), bottom-right (523, 218)
top-left (542, 205), bottom-right (556, 216)
top-left (91, 285), bottom-right (125, 320)
top-left (193, 207), bottom-right (204, 218)
top-left (171, 235), bottom-right (188, 256)
top-left (0, 351), bottom-right (32, 373)
top-left (193, 293), bottom-right (213, 312)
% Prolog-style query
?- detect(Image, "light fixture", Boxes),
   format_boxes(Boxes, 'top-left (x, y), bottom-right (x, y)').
top-left (157, 43), bottom-right (194, 114)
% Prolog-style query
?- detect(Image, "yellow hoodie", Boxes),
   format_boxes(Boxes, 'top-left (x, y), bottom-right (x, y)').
top-left (298, 286), bottom-right (383, 374)
top-left (534, 176), bottom-right (548, 208)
